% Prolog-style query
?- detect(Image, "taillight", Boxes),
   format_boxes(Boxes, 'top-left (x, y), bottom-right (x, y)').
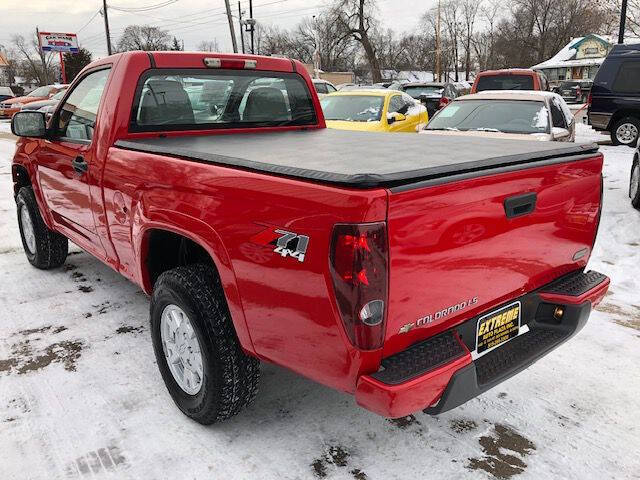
top-left (438, 97), bottom-right (450, 109)
top-left (329, 222), bottom-right (388, 350)
top-left (576, 86), bottom-right (582, 98)
top-left (587, 92), bottom-right (592, 106)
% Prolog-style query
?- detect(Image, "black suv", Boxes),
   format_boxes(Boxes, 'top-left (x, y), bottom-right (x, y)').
top-left (589, 43), bottom-right (640, 146)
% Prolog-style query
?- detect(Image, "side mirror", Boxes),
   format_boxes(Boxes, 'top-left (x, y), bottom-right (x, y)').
top-left (552, 127), bottom-right (570, 139)
top-left (387, 112), bottom-right (407, 125)
top-left (11, 111), bottom-right (48, 138)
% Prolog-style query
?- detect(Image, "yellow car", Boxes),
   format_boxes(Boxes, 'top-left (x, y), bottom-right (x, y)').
top-left (320, 89), bottom-right (428, 133)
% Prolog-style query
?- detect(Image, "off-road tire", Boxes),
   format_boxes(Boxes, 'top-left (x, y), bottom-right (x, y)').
top-left (150, 264), bottom-right (260, 424)
top-left (630, 155), bottom-right (640, 210)
top-left (16, 187), bottom-right (68, 269)
top-left (611, 116), bottom-right (640, 147)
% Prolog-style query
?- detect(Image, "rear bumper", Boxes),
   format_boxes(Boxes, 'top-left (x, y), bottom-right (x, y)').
top-left (355, 270), bottom-right (608, 418)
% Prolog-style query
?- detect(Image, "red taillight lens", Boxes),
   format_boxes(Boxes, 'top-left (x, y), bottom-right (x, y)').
top-left (438, 97), bottom-right (450, 109)
top-left (329, 223), bottom-right (388, 350)
top-left (576, 87), bottom-right (582, 98)
top-left (587, 92), bottom-right (592, 106)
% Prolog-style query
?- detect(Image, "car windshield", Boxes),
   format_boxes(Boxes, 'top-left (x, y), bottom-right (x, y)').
top-left (476, 75), bottom-right (534, 91)
top-left (320, 95), bottom-right (384, 122)
top-left (131, 70), bottom-right (316, 132)
top-left (52, 89), bottom-right (67, 100)
top-left (559, 82), bottom-right (580, 89)
top-left (427, 99), bottom-right (549, 134)
top-left (403, 86), bottom-right (443, 98)
top-left (28, 86), bottom-right (54, 97)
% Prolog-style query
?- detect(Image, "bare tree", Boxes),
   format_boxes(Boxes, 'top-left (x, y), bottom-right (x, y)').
top-left (461, 0), bottom-right (480, 80)
top-left (331, 0), bottom-right (383, 82)
top-left (442, 0), bottom-right (461, 81)
top-left (117, 25), bottom-right (171, 52)
top-left (11, 34), bottom-right (56, 85)
top-left (197, 40), bottom-right (221, 52)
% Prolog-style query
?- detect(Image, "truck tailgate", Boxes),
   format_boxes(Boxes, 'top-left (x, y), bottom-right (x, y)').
top-left (384, 154), bottom-right (603, 356)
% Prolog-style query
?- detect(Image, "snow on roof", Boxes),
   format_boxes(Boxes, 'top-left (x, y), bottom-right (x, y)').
top-left (532, 37), bottom-right (584, 69)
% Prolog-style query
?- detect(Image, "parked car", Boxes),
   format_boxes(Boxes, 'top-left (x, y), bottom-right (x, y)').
top-left (0, 84), bottom-right (66, 118)
top-left (631, 146), bottom-right (640, 209)
top-left (472, 69), bottom-right (549, 93)
top-left (312, 78), bottom-right (337, 96)
top-left (10, 51), bottom-right (608, 424)
top-left (0, 86), bottom-right (15, 103)
top-left (320, 89), bottom-right (428, 132)
top-left (423, 91), bottom-right (575, 141)
top-left (556, 80), bottom-right (591, 104)
top-left (20, 87), bottom-right (69, 114)
top-left (588, 43), bottom-right (640, 147)
top-left (398, 82), bottom-right (461, 117)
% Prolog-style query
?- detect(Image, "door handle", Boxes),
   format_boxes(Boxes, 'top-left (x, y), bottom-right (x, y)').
top-left (504, 192), bottom-right (537, 218)
top-left (72, 156), bottom-right (88, 175)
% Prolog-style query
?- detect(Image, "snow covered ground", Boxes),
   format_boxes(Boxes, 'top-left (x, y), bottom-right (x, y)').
top-left (0, 129), bottom-right (639, 480)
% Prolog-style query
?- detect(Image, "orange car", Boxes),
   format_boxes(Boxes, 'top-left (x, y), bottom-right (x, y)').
top-left (0, 84), bottom-right (67, 118)
top-left (471, 69), bottom-right (549, 93)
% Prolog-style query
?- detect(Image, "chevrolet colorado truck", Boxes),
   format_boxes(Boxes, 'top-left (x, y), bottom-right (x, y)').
top-left (10, 51), bottom-right (609, 424)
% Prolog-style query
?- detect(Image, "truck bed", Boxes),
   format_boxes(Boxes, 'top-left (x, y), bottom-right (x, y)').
top-left (115, 129), bottom-right (599, 189)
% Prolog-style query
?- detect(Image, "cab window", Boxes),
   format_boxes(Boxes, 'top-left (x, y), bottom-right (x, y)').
top-left (315, 83), bottom-right (328, 94)
top-left (57, 68), bottom-right (110, 142)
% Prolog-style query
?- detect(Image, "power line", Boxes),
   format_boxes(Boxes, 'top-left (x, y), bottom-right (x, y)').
top-left (76, 9), bottom-right (102, 33)
top-left (108, 0), bottom-right (179, 12)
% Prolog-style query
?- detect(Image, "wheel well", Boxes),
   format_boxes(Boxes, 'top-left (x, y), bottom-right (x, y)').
top-left (144, 229), bottom-right (216, 291)
top-left (610, 110), bottom-right (640, 129)
top-left (12, 164), bottom-right (31, 197)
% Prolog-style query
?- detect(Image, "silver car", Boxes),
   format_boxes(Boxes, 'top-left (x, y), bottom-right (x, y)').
top-left (422, 90), bottom-right (576, 142)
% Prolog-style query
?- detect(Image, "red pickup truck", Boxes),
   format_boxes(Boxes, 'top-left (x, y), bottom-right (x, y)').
top-left (10, 51), bottom-right (609, 424)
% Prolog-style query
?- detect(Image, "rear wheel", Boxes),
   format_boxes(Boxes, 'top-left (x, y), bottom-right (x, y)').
top-left (150, 264), bottom-right (260, 424)
top-left (611, 116), bottom-right (640, 147)
top-left (16, 187), bottom-right (68, 269)
top-left (630, 156), bottom-right (640, 210)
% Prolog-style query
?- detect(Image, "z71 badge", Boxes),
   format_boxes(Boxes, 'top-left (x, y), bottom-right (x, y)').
top-left (250, 226), bottom-right (309, 263)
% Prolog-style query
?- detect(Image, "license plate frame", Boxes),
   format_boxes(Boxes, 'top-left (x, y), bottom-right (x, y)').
top-left (474, 301), bottom-right (521, 357)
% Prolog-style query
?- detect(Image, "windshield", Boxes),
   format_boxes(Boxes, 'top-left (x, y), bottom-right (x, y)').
top-left (52, 89), bottom-right (67, 100)
top-left (320, 95), bottom-right (384, 122)
top-left (403, 86), bottom-right (443, 98)
top-left (131, 70), bottom-right (316, 132)
top-left (476, 75), bottom-right (534, 91)
top-left (427, 99), bottom-right (549, 134)
top-left (28, 86), bottom-right (54, 97)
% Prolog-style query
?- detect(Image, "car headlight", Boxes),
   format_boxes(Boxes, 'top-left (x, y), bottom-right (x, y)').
top-left (12, 103), bottom-right (23, 108)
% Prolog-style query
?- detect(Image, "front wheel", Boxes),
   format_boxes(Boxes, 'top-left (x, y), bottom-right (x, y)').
top-left (630, 156), bottom-right (640, 210)
top-left (150, 264), bottom-right (260, 424)
top-left (16, 187), bottom-right (68, 269)
top-left (611, 116), bottom-right (640, 147)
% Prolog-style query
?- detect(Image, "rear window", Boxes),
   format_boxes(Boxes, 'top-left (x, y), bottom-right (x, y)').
top-left (476, 75), bottom-right (535, 91)
top-left (403, 85), bottom-right (443, 98)
top-left (130, 69), bottom-right (316, 132)
top-left (612, 61), bottom-right (640, 93)
top-left (320, 95), bottom-right (384, 122)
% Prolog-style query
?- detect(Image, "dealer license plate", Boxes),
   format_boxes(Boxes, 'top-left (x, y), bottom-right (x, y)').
top-left (475, 301), bottom-right (521, 355)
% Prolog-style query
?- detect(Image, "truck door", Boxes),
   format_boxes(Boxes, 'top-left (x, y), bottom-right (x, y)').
top-left (35, 67), bottom-right (111, 255)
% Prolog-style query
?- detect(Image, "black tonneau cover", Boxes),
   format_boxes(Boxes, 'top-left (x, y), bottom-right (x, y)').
top-left (115, 129), bottom-right (599, 189)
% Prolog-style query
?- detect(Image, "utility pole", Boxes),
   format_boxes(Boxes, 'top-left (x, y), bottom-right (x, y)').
top-left (102, 0), bottom-right (113, 55)
top-left (249, 0), bottom-right (254, 54)
top-left (35, 27), bottom-right (50, 85)
top-left (224, 0), bottom-right (238, 53)
top-left (436, 0), bottom-right (441, 82)
top-left (618, 0), bottom-right (628, 44)
top-left (238, 2), bottom-right (245, 54)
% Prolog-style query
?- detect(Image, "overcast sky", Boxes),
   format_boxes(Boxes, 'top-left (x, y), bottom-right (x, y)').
top-left (0, 0), bottom-right (434, 58)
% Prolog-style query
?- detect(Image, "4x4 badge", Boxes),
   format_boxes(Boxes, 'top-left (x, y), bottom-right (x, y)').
top-left (250, 226), bottom-right (309, 263)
